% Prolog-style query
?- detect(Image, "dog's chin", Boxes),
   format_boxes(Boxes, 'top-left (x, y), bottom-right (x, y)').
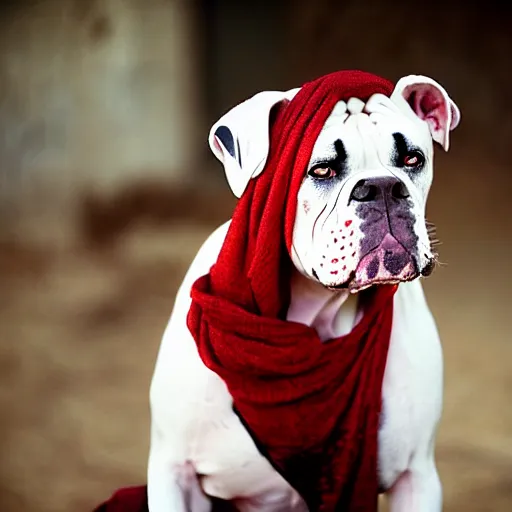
top-left (348, 270), bottom-right (419, 293)
top-left (320, 256), bottom-right (435, 292)
top-left (324, 269), bottom-right (420, 293)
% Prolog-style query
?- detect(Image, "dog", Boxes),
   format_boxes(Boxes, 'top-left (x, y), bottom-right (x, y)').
top-left (147, 73), bottom-right (460, 512)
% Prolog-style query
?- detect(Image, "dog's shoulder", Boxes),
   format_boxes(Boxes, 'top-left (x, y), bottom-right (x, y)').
top-left (150, 220), bottom-right (232, 415)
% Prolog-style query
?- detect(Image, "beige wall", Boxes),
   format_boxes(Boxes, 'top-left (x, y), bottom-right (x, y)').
top-left (0, 0), bottom-right (203, 206)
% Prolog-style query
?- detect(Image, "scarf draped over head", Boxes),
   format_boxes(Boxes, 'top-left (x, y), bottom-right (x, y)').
top-left (187, 70), bottom-right (398, 512)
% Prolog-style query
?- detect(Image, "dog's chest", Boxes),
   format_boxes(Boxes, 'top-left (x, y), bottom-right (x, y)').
top-left (184, 283), bottom-right (442, 506)
top-left (187, 360), bottom-right (417, 508)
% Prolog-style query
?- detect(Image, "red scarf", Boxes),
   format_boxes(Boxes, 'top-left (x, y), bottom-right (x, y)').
top-left (187, 71), bottom-right (397, 511)
top-left (93, 70), bottom-right (397, 512)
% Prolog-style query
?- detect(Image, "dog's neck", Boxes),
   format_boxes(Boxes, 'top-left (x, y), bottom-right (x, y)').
top-left (287, 269), bottom-right (362, 342)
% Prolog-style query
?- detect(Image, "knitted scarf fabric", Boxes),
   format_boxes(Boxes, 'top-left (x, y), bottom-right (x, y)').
top-left (187, 70), bottom-right (397, 511)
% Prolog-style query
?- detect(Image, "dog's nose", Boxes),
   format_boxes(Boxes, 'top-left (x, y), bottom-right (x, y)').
top-left (350, 177), bottom-right (410, 203)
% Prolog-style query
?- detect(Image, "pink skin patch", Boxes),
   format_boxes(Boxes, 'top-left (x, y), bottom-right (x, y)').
top-left (175, 461), bottom-right (211, 510)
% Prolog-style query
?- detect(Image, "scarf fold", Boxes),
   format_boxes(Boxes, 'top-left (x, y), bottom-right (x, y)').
top-left (187, 70), bottom-right (398, 512)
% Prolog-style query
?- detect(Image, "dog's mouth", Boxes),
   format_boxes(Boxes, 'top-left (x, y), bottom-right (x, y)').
top-left (347, 233), bottom-right (418, 292)
top-left (325, 233), bottom-right (425, 293)
top-left (319, 221), bottom-right (440, 293)
top-left (332, 242), bottom-right (437, 294)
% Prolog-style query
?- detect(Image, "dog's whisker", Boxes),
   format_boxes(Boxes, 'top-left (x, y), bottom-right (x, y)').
top-left (429, 250), bottom-right (447, 267)
top-left (425, 220), bottom-right (443, 254)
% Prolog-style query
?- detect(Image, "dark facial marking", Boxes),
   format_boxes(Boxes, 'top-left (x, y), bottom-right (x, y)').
top-left (333, 139), bottom-right (347, 163)
top-left (392, 132), bottom-right (409, 167)
top-left (383, 250), bottom-right (409, 276)
top-left (392, 132), bottom-right (425, 171)
top-left (367, 256), bottom-right (380, 279)
top-left (308, 138), bottom-right (348, 181)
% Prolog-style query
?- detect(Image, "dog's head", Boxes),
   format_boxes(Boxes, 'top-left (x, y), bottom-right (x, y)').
top-left (210, 75), bottom-right (460, 292)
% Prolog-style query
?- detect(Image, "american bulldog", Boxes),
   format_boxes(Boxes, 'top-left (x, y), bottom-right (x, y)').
top-left (147, 74), bottom-right (460, 512)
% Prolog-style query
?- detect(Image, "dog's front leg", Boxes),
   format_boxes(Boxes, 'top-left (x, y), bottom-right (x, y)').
top-left (147, 442), bottom-right (212, 512)
top-left (387, 456), bottom-right (442, 512)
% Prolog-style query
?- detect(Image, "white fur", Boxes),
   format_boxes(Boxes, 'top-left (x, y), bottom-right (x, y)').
top-left (148, 75), bottom-right (459, 511)
top-left (209, 88), bottom-right (300, 198)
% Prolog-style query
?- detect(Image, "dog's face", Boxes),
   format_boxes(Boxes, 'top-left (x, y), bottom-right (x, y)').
top-left (210, 75), bottom-right (460, 292)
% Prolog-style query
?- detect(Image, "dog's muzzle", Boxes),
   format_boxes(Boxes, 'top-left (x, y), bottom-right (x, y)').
top-left (349, 176), bottom-right (421, 291)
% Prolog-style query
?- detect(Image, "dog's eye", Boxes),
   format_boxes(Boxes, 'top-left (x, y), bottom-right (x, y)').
top-left (403, 151), bottom-right (424, 168)
top-left (308, 166), bottom-right (337, 180)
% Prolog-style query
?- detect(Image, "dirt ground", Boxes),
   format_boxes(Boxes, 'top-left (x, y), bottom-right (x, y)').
top-left (1, 152), bottom-right (511, 511)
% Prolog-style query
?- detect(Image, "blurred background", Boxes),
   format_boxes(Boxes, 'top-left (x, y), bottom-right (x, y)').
top-left (0, 0), bottom-right (510, 510)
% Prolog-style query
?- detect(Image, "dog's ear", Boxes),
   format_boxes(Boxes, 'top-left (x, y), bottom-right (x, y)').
top-left (391, 75), bottom-right (460, 151)
top-left (209, 89), bottom-right (300, 198)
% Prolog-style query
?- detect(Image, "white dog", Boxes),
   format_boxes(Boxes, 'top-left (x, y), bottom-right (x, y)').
top-left (147, 73), bottom-right (460, 512)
